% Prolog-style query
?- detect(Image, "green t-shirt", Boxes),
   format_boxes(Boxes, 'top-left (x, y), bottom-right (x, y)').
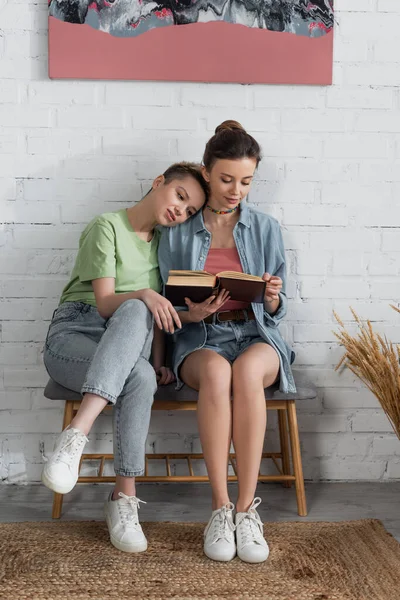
top-left (59, 209), bottom-right (161, 307)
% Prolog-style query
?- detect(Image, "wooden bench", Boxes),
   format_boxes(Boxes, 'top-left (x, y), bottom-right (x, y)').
top-left (44, 379), bottom-right (314, 519)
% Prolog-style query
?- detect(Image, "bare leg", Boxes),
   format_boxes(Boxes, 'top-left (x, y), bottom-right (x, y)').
top-left (181, 350), bottom-right (232, 510)
top-left (113, 475), bottom-right (136, 499)
top-left (232, 344), bottom-right (279, 513)
top-left (70, 393), bottom-right (108, 436)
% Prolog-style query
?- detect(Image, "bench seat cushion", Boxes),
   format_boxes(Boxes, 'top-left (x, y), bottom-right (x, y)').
top-left (44, 378), bottom-right (316, 403)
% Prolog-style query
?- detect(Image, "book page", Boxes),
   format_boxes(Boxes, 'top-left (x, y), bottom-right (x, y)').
top-left (167, 270), bottom-right (217, 287)
top-left (217, 271), bottom-right (263, 282)
top-left (169, 270), bottom-right (211, 277)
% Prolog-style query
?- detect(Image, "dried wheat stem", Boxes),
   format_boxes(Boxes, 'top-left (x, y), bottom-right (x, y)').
top-left (334, 308), bottom-right (400, 440)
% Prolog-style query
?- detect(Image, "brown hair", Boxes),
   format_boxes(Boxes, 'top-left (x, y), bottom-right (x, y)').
top-left (162, 161), bottom-right (208, 199)
top-left (202, 120), bottom-right (262, 171)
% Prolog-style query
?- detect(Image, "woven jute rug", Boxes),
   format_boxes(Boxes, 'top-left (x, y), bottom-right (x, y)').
top-left (1, 519), bottom-right (400, 600)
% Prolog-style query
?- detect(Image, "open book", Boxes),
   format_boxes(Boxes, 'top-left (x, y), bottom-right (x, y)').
top-left (165, 270), bottom-right (266, 305)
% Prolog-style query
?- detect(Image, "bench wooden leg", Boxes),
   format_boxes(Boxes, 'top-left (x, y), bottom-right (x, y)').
top-left (278, 408), bottom-right (292, 489)
top-left (287, 400), bottom-right (307, 517)
top-left (52, 493), bottom-right (64, 519)
top-left (51, 400), bottom-right (75, 519)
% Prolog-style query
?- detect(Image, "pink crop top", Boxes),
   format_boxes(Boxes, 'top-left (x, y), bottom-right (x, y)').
top-left (204, 247), bottom-right (249, 311)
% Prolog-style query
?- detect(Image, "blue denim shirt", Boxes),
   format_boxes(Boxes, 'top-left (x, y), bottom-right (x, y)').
top-left (158, 203), bottom-right (296, 393)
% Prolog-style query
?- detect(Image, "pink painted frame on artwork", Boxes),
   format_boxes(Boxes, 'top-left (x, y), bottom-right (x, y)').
top-left (48, 17), bottom-right (333, 84)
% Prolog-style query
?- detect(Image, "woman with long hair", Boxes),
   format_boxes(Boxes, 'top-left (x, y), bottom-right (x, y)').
top-left (159, 123), bottom-right (295, 564)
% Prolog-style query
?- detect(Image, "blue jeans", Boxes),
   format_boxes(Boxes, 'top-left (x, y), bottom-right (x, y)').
top-left (43, 300), bottom-right (157, 477)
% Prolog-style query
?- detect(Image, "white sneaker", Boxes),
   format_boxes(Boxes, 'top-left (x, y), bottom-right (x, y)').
top-left (41, 426), bottom-right (88, 494)
top-left (235, 498), bottom-right (269, 563)
top-left (203, 502), bottom-right (236, 562)
top-left (104, 492), bottom-right (148, 553)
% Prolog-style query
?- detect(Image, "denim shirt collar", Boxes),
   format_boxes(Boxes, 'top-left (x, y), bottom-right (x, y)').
top-left (193, 202), bottom-right (251, 234)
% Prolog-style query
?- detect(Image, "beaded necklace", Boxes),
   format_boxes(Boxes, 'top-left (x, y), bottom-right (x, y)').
top-left (206, 204), bottom-right (239, 215)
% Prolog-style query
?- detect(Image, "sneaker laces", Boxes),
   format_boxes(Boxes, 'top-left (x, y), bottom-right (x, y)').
top-left (117, 493), bottom-right (146, 529)
top-left (236, 497), bottom-right (264, 547)
top-left (52, 428), bottom-right (88, 466)
top-left (205, 502), bottom-right (236, 545)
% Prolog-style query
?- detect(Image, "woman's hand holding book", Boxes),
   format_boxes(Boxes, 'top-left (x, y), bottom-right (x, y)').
top-left (183, 289), bottom-right (230, 323)
top-left (262, 273), bottom-right (282, 302)
top-left (262, 273), bottom-right (282, 315)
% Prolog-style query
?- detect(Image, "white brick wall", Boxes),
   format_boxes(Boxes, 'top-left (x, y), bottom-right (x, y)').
top-left (1, 1), bottom-right (400, 483)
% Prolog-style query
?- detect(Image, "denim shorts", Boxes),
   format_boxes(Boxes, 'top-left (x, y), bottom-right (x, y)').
top-left (202, 319), bottom-right (266, 363)
top-left (175, 319), bottom-right (270, 385)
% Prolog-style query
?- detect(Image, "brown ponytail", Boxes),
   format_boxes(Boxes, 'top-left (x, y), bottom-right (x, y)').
top-left (203, 120), bottom-right (262, 171)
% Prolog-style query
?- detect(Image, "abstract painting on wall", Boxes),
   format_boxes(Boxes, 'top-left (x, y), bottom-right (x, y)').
top-left (48, 0), bottom-right (334, 84)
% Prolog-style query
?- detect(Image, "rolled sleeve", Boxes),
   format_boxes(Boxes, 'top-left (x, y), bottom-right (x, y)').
top-left (264, 290), bottom-right (287, 327)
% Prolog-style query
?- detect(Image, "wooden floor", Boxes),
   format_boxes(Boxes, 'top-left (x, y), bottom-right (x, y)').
top-left (1, 482), bottom-right (399, 541)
